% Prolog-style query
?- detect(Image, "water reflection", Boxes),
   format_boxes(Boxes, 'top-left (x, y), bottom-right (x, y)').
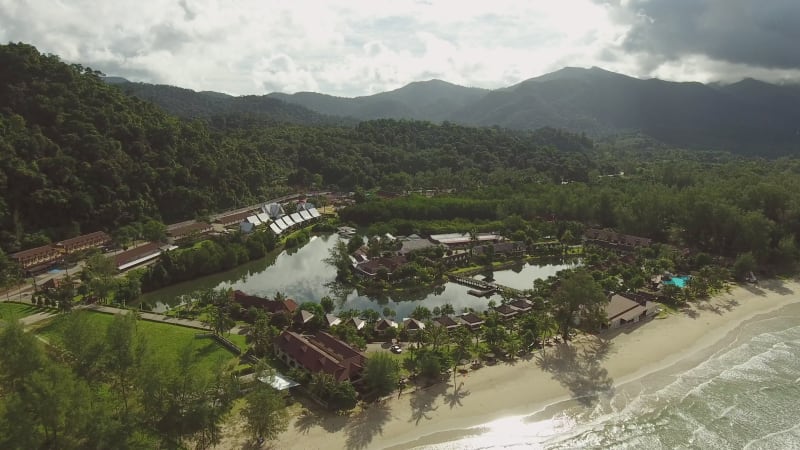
top-left (140, 234), bottom-right (577, 319)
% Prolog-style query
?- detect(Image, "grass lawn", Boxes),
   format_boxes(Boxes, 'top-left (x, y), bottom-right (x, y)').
top-left (0, 302), bottom-right (45, 321)
top-left (36, 311), bottom-right (242, 374)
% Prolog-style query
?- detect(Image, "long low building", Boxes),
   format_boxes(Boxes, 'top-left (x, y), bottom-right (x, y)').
top-left (11, 245), bottom-right (61, 270)
top-left (55, 231), bottom-right (111, 254)
top-left (114, 242), bottom-right (163, 271)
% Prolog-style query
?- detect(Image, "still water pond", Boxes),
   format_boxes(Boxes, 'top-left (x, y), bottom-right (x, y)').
top-left (141, 234), bottom-right (577, 319)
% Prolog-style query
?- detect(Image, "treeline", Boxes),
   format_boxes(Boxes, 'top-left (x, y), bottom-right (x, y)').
top-left (141, 231), bottom-right (277, 291)
top-left (341, 158), bottom-right (800, 271)
top-left (0, 42), bottom-right (600, 253)
top-left (0, 314), bottom-right (236, 448)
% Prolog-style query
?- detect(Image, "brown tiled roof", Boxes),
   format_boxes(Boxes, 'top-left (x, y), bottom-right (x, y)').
top-left (215, 210), bottom-right (255, 225)
top-left (509, 299), bottom-right (533, 311)
top-left (402, 318), bottom-right (425, 330)
top-left (494, 304), bottom-right (518, 317)
top-left (460, 312), bottom-right (484, 325)
top-left (605, 294), bottom-right (642, 320)
top-left (433, 316), bottom-right (459, 329)
top-left (355, 255), bottom-right (407, 276)
top-left (56, 231), bottom-right (111, 249)
top-left (232, 290), bottom-right (298, 315)
top-left (275, 330), bottom-right (366, 382)
top-left (168, 222), bottom-right (212, 238)
top-left (114, 242), bottom-right (161, 267)
top-left (11, 244), bottom-right (59, 261)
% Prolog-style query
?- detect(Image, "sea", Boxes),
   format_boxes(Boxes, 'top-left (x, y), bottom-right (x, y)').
top-left (421, 302), bottom-right (800, 450)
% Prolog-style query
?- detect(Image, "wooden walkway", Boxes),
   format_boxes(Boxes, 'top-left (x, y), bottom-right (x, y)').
top-left (447, 274), bottom-right (523, 297)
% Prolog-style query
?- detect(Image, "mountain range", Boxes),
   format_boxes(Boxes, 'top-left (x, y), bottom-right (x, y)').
top-left (111, 67), bottom-right (800, 154)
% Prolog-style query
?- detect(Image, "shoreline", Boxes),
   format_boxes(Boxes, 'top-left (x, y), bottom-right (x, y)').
top-left (221, 278), bottom-right (800, 450)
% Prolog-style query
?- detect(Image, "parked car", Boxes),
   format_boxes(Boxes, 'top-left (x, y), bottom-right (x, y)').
top-left (390, 344), bottom-right (403, 354)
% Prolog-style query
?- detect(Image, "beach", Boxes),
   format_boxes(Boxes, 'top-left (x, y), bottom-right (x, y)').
top-left (221, 279), bottom-right (800, 449)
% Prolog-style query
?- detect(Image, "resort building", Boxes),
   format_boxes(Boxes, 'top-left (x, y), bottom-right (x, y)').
top-left (472, 241), bottom-right (525, 259)
top-left (459, 312), bottom-right (485, 331)
top-left (430, 232), bottom-right (503, 249)
top-left (324, 314), bottom-right (342, 328)
top-left (232, 290), bottom-right (298, 316)
top-left (353, 255), bottom-right (407, 279)
top-left (603, 293), bottom-right (659, 329)
top-left (215, 210), bottom-right (257, 228)
top-left (167, 222), bottom-right (213, 244)
top-left (402, 318), bottom-right (426, 334)
top-left (493, 304), bottom-right (519, 321)
top-left (11, 245), bottom-right (61, 271)
top-left (344, 317), bottom-right (366, 331)
top-left (584, 228), bottom-right (652, 252)
top-left (114, 242), bottom-right (164, 271)
top-left (508, 298), bottom-right (534, 313)
top-left (433, 315), bottom-right (460, 331)
top-left (273, 331), bottom-right (367, 383)
top-left (55, 231), bottom-right (111, 254)
top-left (374, 318), bottom-right (399, 335)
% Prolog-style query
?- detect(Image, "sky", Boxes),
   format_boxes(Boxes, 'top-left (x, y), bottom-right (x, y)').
top-left (2, 0), bottom-right (800, 97)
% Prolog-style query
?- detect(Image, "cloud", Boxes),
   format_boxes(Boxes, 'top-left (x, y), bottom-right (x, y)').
top-left (1, 0), bottom-right (798, 96)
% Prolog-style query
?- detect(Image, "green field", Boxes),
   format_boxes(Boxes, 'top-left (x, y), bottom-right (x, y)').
top-left (36, 311), bottom-right (243, 374)
top-left (0, 302), bottom-right (44, 321)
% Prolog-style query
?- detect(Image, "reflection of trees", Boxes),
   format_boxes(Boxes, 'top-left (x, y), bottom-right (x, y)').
top-left (356, 283), bottom-right (447, 303)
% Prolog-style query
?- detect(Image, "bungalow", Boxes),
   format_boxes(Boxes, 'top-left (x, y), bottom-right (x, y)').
top-left (402, 318), bottom-right (425, 334)
top-left (603, 293), bottom-right (658, 329)
top-left (294, 310), bottom-right (316, 328)
top-left (273, 330), bottom-right (367, 383)
top-left (232, 290), bottom-right (298, 316)
top-left (458, 312), bottom-right (485, 331)
top-left (343, 317), bottom-right (366, 331)
top-left (508, 298), bottom-right (533, 313)
top-left (493, 304), bottom-right (519, 321)
top-left (11, 245), bottom-right (61, 271)
top-left (325, 314), bottom-right (342, 328)
top-left (433, 315), bottom-right (460, 331)
top-left (374, 318), bottom-right (398, 335)
top-left (55, 231), bottom-right (111, 254)
top-left (353, 255), bottom-right (407, 279)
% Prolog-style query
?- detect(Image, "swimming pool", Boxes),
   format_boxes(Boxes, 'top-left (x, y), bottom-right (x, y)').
top-left (663, 275), bottom-right (690, 288)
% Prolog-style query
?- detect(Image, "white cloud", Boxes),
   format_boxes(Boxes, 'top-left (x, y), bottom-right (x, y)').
top-left (0, 0), bottom-right (796, 96)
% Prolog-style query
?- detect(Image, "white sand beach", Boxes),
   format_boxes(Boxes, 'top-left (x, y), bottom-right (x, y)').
top-left (220, 279), bottom-right (800, 450)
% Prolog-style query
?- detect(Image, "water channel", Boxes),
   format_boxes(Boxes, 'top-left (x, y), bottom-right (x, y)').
top-left (140, 234), bottom-right (578, 319)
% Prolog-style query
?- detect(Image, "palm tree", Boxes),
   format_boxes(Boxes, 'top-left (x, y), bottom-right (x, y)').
top-left (426, 322), bottom-right (448, 351)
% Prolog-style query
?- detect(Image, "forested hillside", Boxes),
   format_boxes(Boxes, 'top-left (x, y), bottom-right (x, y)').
top-left (0, 43), bottom-right (596, 253)
top-left (115, 81), bottom-right (349, 125)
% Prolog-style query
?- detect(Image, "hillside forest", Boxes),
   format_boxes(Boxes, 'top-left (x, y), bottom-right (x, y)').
top-left (1, 42), bottom-right (800, 278)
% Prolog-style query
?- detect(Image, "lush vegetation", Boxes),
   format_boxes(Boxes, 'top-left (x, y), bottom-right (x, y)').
top-left (0, 312), bottom-right (244, 448)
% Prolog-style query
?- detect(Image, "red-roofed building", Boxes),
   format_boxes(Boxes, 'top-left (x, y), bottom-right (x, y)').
top-left (274, 330), bottom-right (367, 383)
top-left (11, 245), bottom-right (61, 270)
top-left (55, 231), bottom-right (111, 254)
top-left (232, 290), bottom-right (298, 316)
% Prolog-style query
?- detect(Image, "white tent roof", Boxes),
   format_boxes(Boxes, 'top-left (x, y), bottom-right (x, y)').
top-left (246, 215), bottom-right (262, 225)
top-left (257, 372), bottom-right (300, 391)
top-left (256, 212), bottom-right (270, 223)
top-left (270, 223), bottom-right (283, 235)
top-left (308, 207), bottom-right (321, 218)
top-left (290, 212), bottom-right (304, 224)
top-left (282, 215), bottom-right (296, 226)
top-left (299, 210), bottom-right (313, 221)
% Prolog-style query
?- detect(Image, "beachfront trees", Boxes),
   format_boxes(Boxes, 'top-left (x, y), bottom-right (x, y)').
top-left (363, 352), bottom-right (401, 397)
top-left (733, 252), bottom-right (757, 280)
top-left (552, 269), bottom-right (607, 340)
top-left (309, 373), bottom-right (358, 411)
top-left (240, 372), bottom-right (289, 444)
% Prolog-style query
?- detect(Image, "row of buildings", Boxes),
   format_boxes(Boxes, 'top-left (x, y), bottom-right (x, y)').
top-left (10, 231), bottom-right (112, 273)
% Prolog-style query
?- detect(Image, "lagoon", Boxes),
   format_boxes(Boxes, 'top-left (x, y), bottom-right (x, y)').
top-left (140, 234), bottom-right (577, 319)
